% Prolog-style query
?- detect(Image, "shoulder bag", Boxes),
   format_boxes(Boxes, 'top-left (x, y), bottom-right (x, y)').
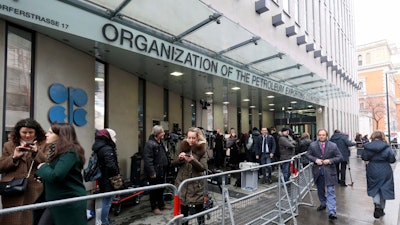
top-left (0, 160), bottom-right (34, 196)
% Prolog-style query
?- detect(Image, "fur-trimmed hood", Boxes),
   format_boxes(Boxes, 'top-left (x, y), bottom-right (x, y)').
top-left (179, 139), bottom-right (207, 157)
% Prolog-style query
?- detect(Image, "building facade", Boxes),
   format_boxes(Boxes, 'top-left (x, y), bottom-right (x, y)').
top-left (357, 40), bottom-right (400, 139)
top-left (0, 0), bottom-right (358, 182)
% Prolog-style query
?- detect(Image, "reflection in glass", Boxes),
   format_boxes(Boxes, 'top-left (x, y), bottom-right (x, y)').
top-left (5, 25), bottom-right (33, 130)
top-left (95, 61), bottom-right (105, 130)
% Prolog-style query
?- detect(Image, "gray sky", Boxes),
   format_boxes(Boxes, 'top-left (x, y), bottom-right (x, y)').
top-left (354, 0), bottom-right (400, 46)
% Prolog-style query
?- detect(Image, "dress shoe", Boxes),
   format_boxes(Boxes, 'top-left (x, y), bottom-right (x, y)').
top-left (329, 214), bottom-right (337, 220)
top-left (160, 205), bottom-right (172, 210)
top-left (317, 205), bottom-right (326, 211)
top-left (340, 183), bottom-right (347, 187)
top-left (152, 208), bottom-right (162, 215)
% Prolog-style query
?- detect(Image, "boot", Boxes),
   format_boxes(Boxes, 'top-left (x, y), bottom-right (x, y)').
top-left (374, 204), bottom-right (384, 218)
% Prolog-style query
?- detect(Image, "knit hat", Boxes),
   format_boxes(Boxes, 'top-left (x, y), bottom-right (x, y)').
top-left (106, 128), bottom-right (117, 143)
top-left (281, 127), bottom-right (290, 133)
top-left (96, 128), bottom-right (117, 143)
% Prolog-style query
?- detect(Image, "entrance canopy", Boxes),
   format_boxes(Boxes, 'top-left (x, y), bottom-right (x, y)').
top-left (0, 0), bottom-right (352, 112)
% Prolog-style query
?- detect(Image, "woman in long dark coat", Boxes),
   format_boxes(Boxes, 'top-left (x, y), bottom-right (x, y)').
top-left (361, 130), bottom-right (396, 219)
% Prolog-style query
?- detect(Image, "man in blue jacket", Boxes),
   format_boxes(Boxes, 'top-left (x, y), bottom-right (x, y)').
top-left (306, 129), bottom-right (343, 220)
top-left (330, 129), bottom-right (355, 186)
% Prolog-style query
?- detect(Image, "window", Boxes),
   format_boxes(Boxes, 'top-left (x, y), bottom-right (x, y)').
top-left (3, 24), bottom-right (34, 137)
top-left (94, 61), bottom-right (106, 130)
top-left (138, 78), bottom-right (146, 152)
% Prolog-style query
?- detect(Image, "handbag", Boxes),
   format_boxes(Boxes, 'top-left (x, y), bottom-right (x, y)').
top-left (109, 174), bottom-right (124, 190)
top-left (0, 160), bottom-right (34, 196)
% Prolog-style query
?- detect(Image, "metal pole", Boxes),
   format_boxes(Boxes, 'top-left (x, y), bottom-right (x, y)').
top-left (386, 72), bottom-right (391, 142)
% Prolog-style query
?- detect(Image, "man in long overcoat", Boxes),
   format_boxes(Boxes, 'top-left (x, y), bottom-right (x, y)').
top-left (306, 129), bottom-right (343, 221)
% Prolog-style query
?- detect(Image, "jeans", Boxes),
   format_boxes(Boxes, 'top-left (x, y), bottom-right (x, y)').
top-left (373, 193), bottom-right (386, 209)
top-left (95, 196), bottom-right (114, 225)
top-left (260, 153), bottom-right (272, 181)
top-left (315, 175), bottom-right (337, 215)
top-left (281, 162), bottom-right (290, 182)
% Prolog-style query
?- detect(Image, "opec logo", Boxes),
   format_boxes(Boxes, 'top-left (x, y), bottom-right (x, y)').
top-left (48, 83), bottom-right (88, 126)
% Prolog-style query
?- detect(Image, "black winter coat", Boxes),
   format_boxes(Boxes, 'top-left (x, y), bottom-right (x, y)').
top-left (92, 136), bottom-right (119, 193)
top-left (142, 135), bottom-right (169, 178)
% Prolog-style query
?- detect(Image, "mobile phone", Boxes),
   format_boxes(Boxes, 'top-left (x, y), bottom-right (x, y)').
top-left (19, 147), bottom-right (30, 152)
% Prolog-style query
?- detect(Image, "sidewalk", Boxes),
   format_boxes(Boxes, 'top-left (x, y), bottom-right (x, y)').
top-left (290, 151), bottom-right (400, 225)
top-left (90, 150), bottom-right (400, 225)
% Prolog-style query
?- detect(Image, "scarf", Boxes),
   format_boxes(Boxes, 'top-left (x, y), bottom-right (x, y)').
top-left (47, 143), bottom-right (56, 162)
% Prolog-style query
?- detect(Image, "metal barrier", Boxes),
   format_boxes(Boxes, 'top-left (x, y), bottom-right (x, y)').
top-left (0, 183), bottom-right (177, 216)
top-left (0, 154), bottom-right (315, 225)
top-left (169, 153), bottom-right (315, 225)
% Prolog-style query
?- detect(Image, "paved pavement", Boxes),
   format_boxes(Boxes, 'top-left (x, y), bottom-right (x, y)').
top-left (89, 150), bottom-right (400, 225)
top-left (289, 152), bottom-right (400, 225)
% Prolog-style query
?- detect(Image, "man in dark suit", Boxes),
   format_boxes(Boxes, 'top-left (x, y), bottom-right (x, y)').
top-left (306, 129), bottom-right (343, 221)
top-left (255, 127), bottom-right (276, 184)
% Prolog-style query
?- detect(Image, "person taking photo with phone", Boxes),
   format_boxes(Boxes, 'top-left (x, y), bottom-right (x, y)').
top-left (0, 118), bottom-right (47, 225)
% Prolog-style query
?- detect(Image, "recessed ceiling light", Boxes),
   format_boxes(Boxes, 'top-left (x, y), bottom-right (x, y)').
top-left (205, 91), bottom-right (213, 95)
top-left (269, 109), bottom-right (275, 111)
top-left (267, 95), bottom-right (275, 98)
top-left (231, 87), bottom-right (240, 90)
top-left (268, 103), bottom-right (275, 106)
top-left (290, 101), bottom-right (297, 104)
top-left (287, 106), bottom-right (293, 109)
top-left (223, 101), bottom-right (229, 104)
top-left (243, 98), bottom-right (250, 102)
top-left (249, 105), bottom-right (256, 108)
top-left (170, 71), bottom-right (183, 76)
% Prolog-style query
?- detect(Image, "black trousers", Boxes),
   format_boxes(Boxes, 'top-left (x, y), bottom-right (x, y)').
top-left (336, 161), bottom-right (347, 182)
top-left (181, 204), bottom-right (204, 225)
top-left (148, 176), bottom-right (166, 210)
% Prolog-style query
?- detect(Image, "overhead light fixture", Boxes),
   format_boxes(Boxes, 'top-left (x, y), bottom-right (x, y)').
top-left (170, 71), bottom-right (183, 76)
top-left (222, 101), bottom-right (229, 105)
top-left (243, 98), bottom-right (250, 102)
top-left (205, 91), bottom-right (213, 95)
top-left (287, 106), bottom-right (293, 110)
top-left (269, 109), bottom-right (275, 111)
top-left (290, 101), bottom-right (297, 104)
top-left (268, 103), bottom-right (275, 106)
top-left (307, 105), bottom-right (313, 108)
top-left (249, 105), bottom-right (256, 108)
top-left (95, 77), bottom-right (104, 82)
top-left (231, 86), bottom-right (240, 90)
top-left (267, 95), bottom-right (275, 98)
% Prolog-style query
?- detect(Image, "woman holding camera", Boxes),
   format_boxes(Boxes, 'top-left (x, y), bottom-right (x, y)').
top-left (0, 118), bottom-right (47, 225)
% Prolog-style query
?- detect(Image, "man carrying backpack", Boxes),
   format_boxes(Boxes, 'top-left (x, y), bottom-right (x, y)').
top-left (255, 128), bottom-right (276, 184)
